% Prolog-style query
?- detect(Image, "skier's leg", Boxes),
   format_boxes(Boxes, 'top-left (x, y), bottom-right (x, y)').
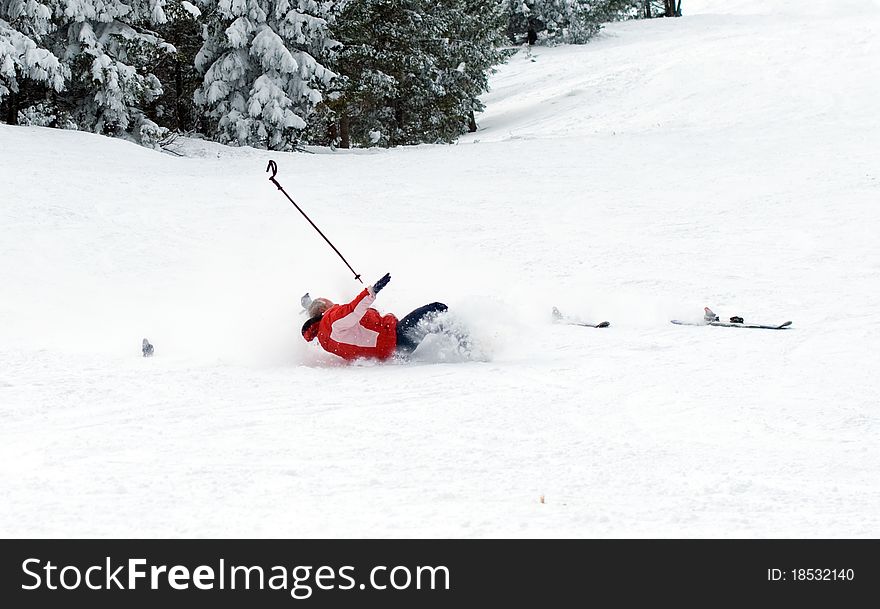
top-left (396, 302), bottom-right (448, 354)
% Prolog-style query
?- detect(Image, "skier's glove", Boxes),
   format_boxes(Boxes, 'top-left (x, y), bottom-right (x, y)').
top-left (372, 273), bottom-right (391, 294)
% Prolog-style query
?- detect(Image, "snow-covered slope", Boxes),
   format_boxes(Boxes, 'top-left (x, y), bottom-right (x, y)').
top-left (2, 1), bottom-right (879, 537)
top-left (469, 0), bottom-right (880, 140)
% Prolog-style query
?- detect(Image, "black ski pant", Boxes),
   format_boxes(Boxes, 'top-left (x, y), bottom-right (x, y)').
top-left (395, 302), bottom-right (448, 354)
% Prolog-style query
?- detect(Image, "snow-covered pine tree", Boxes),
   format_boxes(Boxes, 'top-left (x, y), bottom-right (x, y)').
top-left (194, 0), bottom-right (338, 150)
top-left (324, 0), bottom-right (418, 147)
top-left (595, 0), bottom-right (642, 21)
top-left (60, 0), bottom-right (171, 145)
top-left (557, 1), bottom-right (604, 44)
top-left (150, 0), bottom-right (204, 133)
top-left (502, 0), bottom-right (626, 45)
top-left (502, 0), bottom-right (534, 45)
top-left (2, 0), bottom-right (173, 146)
top-left (327, 0), bottom-right (506, 148)
top-left (0, 0), bottom-right (68, 124)
top-left (419, 0), bottom-right (508, 139)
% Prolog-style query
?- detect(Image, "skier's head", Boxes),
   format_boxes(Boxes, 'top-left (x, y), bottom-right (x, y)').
top-left (307, 297), bottom-right (333, 317)
top-left (300, 296), bottom-right (332, 342)
top-left (301, 315), bottom-right (323, 342)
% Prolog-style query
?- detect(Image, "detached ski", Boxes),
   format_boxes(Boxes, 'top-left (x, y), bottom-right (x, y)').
top-left (671, 307), bottom-right (792, 330)
top-left (671, 319), bottom-right (792, 330)
top-left (552, 307), bottom-right (610, 328)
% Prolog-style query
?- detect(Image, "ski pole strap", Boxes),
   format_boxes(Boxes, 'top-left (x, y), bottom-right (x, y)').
top-left (267, 160), bottom-right (283, 190)
top-left (266, 160), bottom-right (363, 284)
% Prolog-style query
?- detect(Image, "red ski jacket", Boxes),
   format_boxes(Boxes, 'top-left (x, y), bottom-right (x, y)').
top-left (316, 288), bottom-right (398, 360)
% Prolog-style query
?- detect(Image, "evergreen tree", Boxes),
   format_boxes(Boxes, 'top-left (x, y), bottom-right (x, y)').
top-left (59, 0), bottom-right (171, 145)
top-left (434, 1), bottom-right (509, 137)
top-left (599, 0), bottom-right (641, 20)
top-left (150, 0), bottom-right (204, 133)
top-left (0, 0), bottom-right (68, 124)
top-left (2, 0), bottom-right (172, 145)
top-left (503, 0), bottom-right (632, 45)
top-left (194, 0), bottom-right (338, 150)
top-left (326, 0), bottom-right (506, 148)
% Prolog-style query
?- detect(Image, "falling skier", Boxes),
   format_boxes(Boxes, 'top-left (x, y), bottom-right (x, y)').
top-left (300, 273), bottom-right (449, 361)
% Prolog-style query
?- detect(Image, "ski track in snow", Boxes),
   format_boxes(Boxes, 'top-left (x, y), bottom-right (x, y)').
top-left (1, 0), bottom-right (879, 537)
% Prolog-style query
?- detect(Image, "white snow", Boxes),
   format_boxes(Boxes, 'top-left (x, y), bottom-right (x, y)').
top-left (2, 0), bottom-right (879, 537)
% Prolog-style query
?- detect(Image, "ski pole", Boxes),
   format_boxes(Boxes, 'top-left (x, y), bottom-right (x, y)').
top-left (266, 160), bottom-right (363, 284)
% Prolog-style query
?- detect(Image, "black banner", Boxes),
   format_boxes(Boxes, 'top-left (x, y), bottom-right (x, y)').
top-left (1, 540), bottom-right (876, 607)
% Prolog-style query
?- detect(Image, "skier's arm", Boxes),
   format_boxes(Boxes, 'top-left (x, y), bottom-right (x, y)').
top-left (330, 273), bottom-right (391, 329)
top-left (330, 288), bottom-right (376, 329)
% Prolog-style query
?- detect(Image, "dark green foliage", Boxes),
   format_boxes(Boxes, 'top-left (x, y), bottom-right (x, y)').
top-left (149, 2), bottom-right (205, 133)
top-left (323, 0), bottom-right (508, 148)
top-left (503, 0), bottom-right (641, 46)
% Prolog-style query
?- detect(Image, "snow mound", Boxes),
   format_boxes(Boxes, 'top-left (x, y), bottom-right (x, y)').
top-left (465, 1), bottom-right (880, 141)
